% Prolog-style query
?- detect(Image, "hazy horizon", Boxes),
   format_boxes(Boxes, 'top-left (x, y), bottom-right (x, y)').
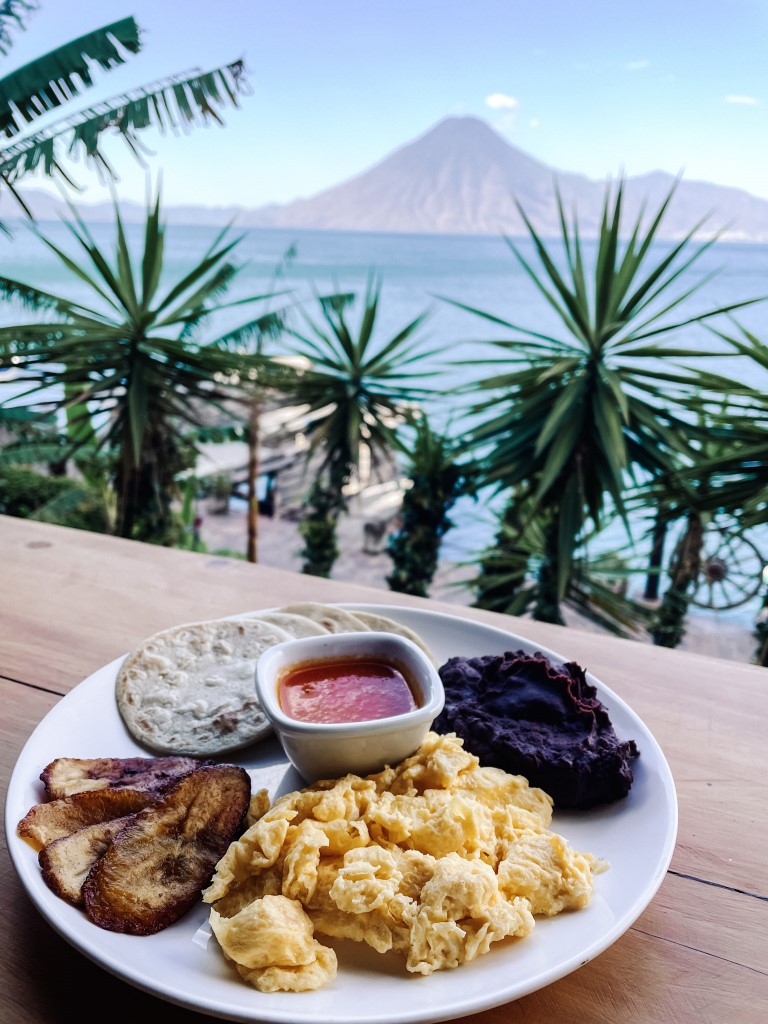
top-left (2, 0), bottom-right (766, 215)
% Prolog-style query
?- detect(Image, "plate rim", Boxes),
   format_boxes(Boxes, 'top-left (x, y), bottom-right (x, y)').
top-left (5, 602), bottom-right (678, 1024)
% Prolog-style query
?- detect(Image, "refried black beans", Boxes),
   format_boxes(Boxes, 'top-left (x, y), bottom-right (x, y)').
top-left (433, 651), bottom-right (639, 809)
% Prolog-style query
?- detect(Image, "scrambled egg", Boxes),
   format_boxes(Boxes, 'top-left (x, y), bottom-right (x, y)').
top-left (204, 732), bottom-right (599, 992)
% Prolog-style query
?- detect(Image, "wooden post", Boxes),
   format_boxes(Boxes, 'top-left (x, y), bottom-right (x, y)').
top-left (246, 396), bottom-right (260, 563)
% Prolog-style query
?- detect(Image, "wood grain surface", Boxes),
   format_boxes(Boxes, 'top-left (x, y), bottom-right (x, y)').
top-left (2, 515), bottom-right (767, 1024)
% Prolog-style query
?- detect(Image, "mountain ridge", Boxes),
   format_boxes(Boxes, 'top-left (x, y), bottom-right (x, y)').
top-left (5, 116), bottom-right (768, 242)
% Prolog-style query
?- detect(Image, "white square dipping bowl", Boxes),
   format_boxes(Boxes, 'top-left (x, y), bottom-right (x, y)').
top-left (255, 631), bottom-right (445, 782)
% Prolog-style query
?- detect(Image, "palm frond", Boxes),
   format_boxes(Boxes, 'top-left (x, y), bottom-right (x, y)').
top-left (0, 0), bottom-right (37, 57)
top-left (210, 309), bottom-right (288, 353)
top-left (154, 234), bottom-right (243, 318)
top-left (285, 281), bottom-right (436, 483)
top-left (0, 274), bottom-right (83, 316)
top-left (1, 18), bottom-right (142, 137)
top-left (448, 175), bottom-right (768, 624)
top-left (0, 440), bottom-right (67, 467)
top-left (318, 291), bottom-right (356, 315)
top-left (0, 60), bottom-right (248, 185)
top-left (28, 480), bottom-right (98, 523)
top-left (140, 189), bottom-right (164, 306)
top-left (0, 189), bottom-right (286, 542)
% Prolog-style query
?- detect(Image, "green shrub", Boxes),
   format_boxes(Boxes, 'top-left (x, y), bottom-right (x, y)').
top-left (0, 467), bottom-right (108, 532)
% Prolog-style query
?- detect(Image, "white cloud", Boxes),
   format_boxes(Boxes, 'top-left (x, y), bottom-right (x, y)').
top-left (725, 94), bottom-right (758, 105)
top-left (485, 93), bottom-right (520, 111)
top-left (626, 59), bottom-right (650, 71)
top-left (529, 118), bottom-right (541, 128)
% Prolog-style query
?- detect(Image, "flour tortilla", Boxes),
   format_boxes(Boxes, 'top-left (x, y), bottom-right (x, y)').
top-left (271, 602), bottom-right (438, 664)
top-left (116, 618), bottom-right (293, 756)
top-left (348, 610), bottom-right (439, 666)
top-left (275, 602), bottom-right (373, 635)
top-left (245, 610), bottom-right (331, 638)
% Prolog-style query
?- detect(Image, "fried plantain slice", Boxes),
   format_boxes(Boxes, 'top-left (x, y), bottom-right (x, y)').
top-left (17, 788), bottom-right (157, 852)
top-left (82, 764), bottom-right (251, 935)
top-left (41, 755), bottom-right (211, 799)
top-left (39, 815), bottom-right (136, 906)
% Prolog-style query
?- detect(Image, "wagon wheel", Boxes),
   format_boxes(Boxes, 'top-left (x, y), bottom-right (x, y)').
top-left (689, 518), bottom-right (765, 611)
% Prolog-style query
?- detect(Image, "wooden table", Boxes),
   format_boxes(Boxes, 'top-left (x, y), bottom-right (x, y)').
top-left (2, 515), bottom-right (766, 1024)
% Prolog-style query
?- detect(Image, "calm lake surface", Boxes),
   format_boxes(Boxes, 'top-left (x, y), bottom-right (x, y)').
top-left (2, 221), bottom-right (767, 623)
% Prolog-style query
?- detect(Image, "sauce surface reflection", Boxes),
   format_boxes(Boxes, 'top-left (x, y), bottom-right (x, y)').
top-left (278, 658), bottom-right (419, 723)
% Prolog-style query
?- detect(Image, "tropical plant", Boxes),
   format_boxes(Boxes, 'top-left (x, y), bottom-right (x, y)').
top-left (447, 178), bottom-right (763, 624)
top-left (0, 3), bottom-right (247, 225)
top-left (687, 325), bottom-right (768, 666)
top-left (674, 322), bottom-right (768, 529)
top-left (471, 493), bottom-right (653, 637)
top-left (631, 376), bottom-right (768, 648)
top-left (174, 474), bottom-right (206, 551)
top-left (0, 462), bottom-right (109, 531)
top-left (284, 277), bottom-right (437, 577)
top-left (297, 478), bottom-right (341, 578)
top-left (566, 550), bottom-right (653, 637)
top-left (0, 402), bottom-right (65, 470)
top-left (386, 414), bottom-right (474, 597)
top-left (0, 190), bottom-right (289, 544)
top-left (471, 489), bottom-right (546, 617)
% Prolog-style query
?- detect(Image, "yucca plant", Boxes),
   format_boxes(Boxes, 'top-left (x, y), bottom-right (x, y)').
top-left (0, 4), bottom-right (247, 224)
top-left (0, 190), bottom-right (289, 543)
top-left (470, 490), bottom-right (653, 636)
top-left (447, 178), bottom-right (763, 624)
top-left (471, 489), bottom-right (547, 617)
top-left (627, 385), bottom-right (768, 648)
top-left (675, 322), bottom-right (768, 529)
top-left (386, 413), bottom-right (475, 597)
top-left (567, 550), bottom-right (655, 638)
top-left (284, 276), bottom-right (438, 577)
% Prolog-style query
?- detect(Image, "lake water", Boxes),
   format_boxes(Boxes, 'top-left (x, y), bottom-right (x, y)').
top-left (2, 220), bottom-right (767, 623)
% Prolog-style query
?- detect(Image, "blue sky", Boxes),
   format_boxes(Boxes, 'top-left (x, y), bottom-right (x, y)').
top-left (4, 0), bottom-right (768, 207)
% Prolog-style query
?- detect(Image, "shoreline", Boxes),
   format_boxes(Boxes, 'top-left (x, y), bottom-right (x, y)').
top-left (197, 502), bottom-right (761, 666)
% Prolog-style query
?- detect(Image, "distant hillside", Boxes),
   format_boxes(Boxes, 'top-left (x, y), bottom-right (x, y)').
top-left (7, 116), bottom-right (768, 241)
top-left (248, 116), bottom-right (602, 237)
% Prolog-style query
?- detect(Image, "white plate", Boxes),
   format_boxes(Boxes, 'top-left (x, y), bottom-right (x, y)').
top-left (5, 604), bottom-right (677, 1024)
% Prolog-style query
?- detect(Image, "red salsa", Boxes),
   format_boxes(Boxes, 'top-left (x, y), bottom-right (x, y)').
top-left (278, 657), bottom-right (419, 724)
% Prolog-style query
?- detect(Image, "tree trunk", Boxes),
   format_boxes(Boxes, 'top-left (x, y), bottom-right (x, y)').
top-left (644, 511), bottom-right (668, 601)
top-left (115, 442), bottom-right (143, 540)
top-left (650, 511), bottom-right (703, 647)
top-left (669, 511), bottom-right (703, 589)
top-left (533, 517), bottom-right (566, 626)
top-left (753, 584), bottom-right (768, 667)
top-left (114, 420), bottom-right (181, 546)
top-left (246, 397), bottom-right (260, 563)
